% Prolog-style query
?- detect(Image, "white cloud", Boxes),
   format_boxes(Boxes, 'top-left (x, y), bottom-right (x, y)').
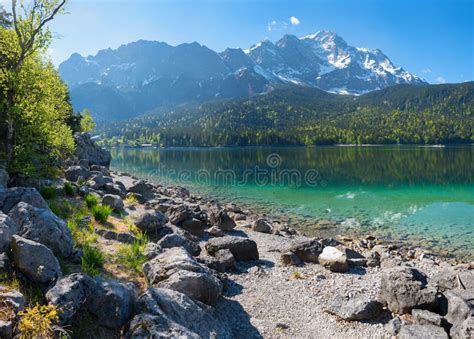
top-left (420, 68), bottom-right (432, 74)
top-left (290, 16), bottom-right (301, 25)
top-left (267, 20), bottom-right (277, 31)
top-left (267, 20), bottom-right (288, 31)
top-left (435, 76), bottom-right (446, 83)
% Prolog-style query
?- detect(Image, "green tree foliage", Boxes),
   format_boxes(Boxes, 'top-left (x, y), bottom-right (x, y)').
top-left (97, 83), bottom-right (474, 147)
top-left (0, 0), bottom-right (73, 176)
top-left (79, 109), bottom-right (95, 132)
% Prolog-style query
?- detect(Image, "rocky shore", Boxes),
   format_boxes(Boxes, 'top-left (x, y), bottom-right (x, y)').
top-left (0, 134), bottom-right (472, 338)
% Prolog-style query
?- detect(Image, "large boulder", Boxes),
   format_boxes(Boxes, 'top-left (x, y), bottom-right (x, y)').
top-left (87, 279), bottom-right (137, 329)
top-left (379, 266), bottom-right (438, 314)
top-left (0, 169), bottom-right (8, 188)
top-left (167, 205), bottom-right (193, 225)
top-left (398, 324), bottom-right (448, 339)
top-left (450, 317), bottom-right (474, 339)
top-left (87, 173), bottom-right (113, 190)
top-left (128, 288), bottom-right (232, 338)
top-left (0, 285), bottom-right (26, 312)
top-left (128, 180), bottom-right (155, 201)
top-left (143, 247), bottom-right (222, 306)
top-left (65, 166), bottom-right (91, 182)
top-left (11, 235), bottom-right (62, 283)
top-left (205, 236), bottom-right (259, 261)
top-left (125, 313), bottom-right (199, 338)
top-left (157, 233), bottom-right (201, 257)
top-left (129, 208), bottom-right (167, 235)
top-left (102, 194), bottom-right (124, 211)
top-left (318, 246), bottom-right (349, 273)
top-left (412, 309), bottom-right (443, 327)
top-left (431, 267), bottom-right (474, 291)
top-left (45, 273), bottom-right (98, 324)
top-left (181, 218), bottom-right (205, 236)
top-left (209, 209), bottom-right (236, 231)
top-left (1, 187), bottom-right (48, 213)
top-left (326, 295), bottom-right (383, 321)
top-left (104, 183), bottom-right (126, 197)
top-left (0, 212), bottom-right (18, 252)
top-left (74, 133), bottom-right (111, 167)
top-left (288, 239), bottom-right (323, 263)
top-left (251, 218), bottom-right (272, 233)
top-left (443, 289), bottom-right (473, 327)
top-left (9, 202), bottom-right (74, 257)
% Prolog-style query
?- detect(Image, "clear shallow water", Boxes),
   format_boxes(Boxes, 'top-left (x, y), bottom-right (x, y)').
top-left (110, 146), bottom-right (474, 259)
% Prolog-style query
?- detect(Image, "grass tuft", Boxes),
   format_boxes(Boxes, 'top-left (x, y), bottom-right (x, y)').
top-left (40, 186), bottom-right (57, 200)
top-left (92, 205), bottom-right (112, 224)
top-left (64, 182), bottom-right (75, 196)
top-left (81, 244), bottom-right (105, 277)
top-left (116, 241), bottom-right (147, 274)
top-left (84, 194), bottom-right (99, 209)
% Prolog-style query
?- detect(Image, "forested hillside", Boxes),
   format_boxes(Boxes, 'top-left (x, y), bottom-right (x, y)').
top-left (96, 82), bottom-right (473, 146)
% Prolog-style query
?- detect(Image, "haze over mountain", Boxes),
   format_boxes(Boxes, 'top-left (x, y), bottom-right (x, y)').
top-left (60, 31), bottom-right (427, 121)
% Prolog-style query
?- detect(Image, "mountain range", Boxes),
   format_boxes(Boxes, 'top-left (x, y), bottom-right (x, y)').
top-left (59, 31), bottom-right (426, 121)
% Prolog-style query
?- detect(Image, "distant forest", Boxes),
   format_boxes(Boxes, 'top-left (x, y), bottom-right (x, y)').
top-left (96, 82), bottom-right (474, 146)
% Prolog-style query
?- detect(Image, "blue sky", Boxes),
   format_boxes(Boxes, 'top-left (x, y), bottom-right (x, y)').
top-left (3, 0), bottom-right (472, 83)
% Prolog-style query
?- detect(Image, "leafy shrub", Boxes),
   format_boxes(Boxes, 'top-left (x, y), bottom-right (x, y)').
top-left (81, 244), bottom-right (104, 277)
top-left (84, 194), bottom-right (99, 209)
top-left (40, 186), bottom-right (56, 200)
top-left (92, 205), bottom-right (112, 224)
top-left (63, 182), bottom-right (75, 196)
top-left (116, 241), bottom-right (147, 274)
top-left (18, 304), bottom-right (62, 339)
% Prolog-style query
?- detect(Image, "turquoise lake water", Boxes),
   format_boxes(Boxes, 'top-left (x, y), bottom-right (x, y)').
top-left (110, 146), bottom-right (474, 259)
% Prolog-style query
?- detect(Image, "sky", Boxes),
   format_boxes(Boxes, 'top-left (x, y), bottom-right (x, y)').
top-left (1, 0), bottom-right (473, 84)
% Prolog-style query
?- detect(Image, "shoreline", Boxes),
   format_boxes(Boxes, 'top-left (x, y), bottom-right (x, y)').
top-left (108, 169), bottom-right (473, 337)
top-left (111, 165), bottom-right (474, 263)
top-left (103, 143), bottom-right (474, 150)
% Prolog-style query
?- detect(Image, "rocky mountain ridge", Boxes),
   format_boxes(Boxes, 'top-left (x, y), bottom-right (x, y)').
top-left (59, 31), bottom-right (426, 121)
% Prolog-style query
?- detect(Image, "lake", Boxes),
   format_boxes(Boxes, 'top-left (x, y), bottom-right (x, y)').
top-left (110, 145), bottom-right (474, 259)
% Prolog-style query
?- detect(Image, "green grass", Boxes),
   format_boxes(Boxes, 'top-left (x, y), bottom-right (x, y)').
top-left (67, 216), bottom-right (98, 247)
top-left (81, 244), bottom-right (105, 277)
top-left (91, 205), bottom-right (112, 224)
top-left (116, 241), bottom-right (147, 274)
top-left (40, 186), bottom-right (57, 200)
top-left (84, 194), bottom-right (99, 209)
top-left (48, 199), bottom-right (75, 219)
top-left (64, 182), bottom-right (75, 196)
